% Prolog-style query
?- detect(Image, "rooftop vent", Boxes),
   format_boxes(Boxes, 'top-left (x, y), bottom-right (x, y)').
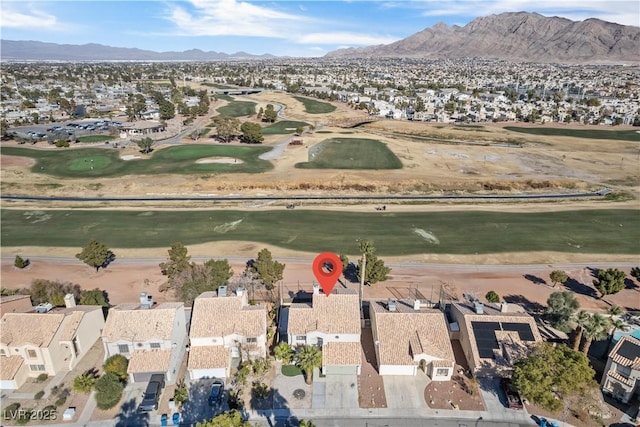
top-left (218, 286), bottom-right (227, 297)
top-left (313, 283), bottom-right (320, 295)
top-left (414, 299), bottom-right (421, 310)
top-left (35, 303), bottom-right (53, 313)
top-left (474, 302), bottom-right (484, 315)
top-left (388, 298), bottom-right (397, 312)
top-left (139, 292), bottom-right (153, 309)
top-left (500, 302), bottom-right (509, 313)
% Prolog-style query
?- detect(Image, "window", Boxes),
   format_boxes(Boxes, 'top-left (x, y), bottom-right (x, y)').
top-left (150, 342), bottom-right (161, 349)
top-left (246, 337), bottom-right (257, 344)
top-left (29, 365), bottom-right (45, 371)
top-left (27, 349), bottom-right (37, 358)
top-left (296, 336), bottom-right (306, 341)
top-left (118, 344), bottom-right (130, 354)
top-left (0, 349), bottom-right (6, 356)
top-left (435, 368), bottom-right (449, 377)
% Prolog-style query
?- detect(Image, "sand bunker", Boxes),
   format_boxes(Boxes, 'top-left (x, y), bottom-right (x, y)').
top-left (121, 155), bottom-right (141, 161)
top-left (414, 228), bottom-right (440, 244)
top-left (196, 157), bottom-right (243, 164)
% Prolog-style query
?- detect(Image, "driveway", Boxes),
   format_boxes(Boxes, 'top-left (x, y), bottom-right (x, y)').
top-left (383, 374), bottom-right (431, 409)
top-left (478, 377), bottom-right (529, 420)
top-left (311, 370), bottom-right (358, 409)
top-left (180, 378), bottom-right (227, 425)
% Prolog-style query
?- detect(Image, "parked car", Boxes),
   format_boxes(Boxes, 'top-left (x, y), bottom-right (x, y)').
top-left (500, 377), bottom-right (523, 409)
top-left (138, 374), bottom-right (165, 412)
top-left (207, 379), bottom-right (224, 406)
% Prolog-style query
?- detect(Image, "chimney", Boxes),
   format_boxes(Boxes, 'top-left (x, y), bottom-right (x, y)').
top-left (313, 283), bottom-right (320, 295)
top-left (474, 301), bottom-right (484, 314)
top-left (140, 292), bottom-right (153, 309)
top-left (413, 299), bottom-right (421, 310)
top-left (500, 301), bottom-right (509, 313)
top-left (218, 286), bottom-right (227, 297)
top-left (388, 298), bottom-right (397, 312)
top-left (64, 294), bottom-right (76, 308)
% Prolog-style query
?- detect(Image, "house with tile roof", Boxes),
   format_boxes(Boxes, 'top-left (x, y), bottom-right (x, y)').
top-left (0, 300), bottom-right (104, 390)
top-left (285, 286), bottom-right (361, 375)
top-left (101, 294), bottom-right (187, 384)
top-left (0, 294), bottom-right (33, 315)
top-left (187, 286), bottom-right (267, 380)
top-left (450, 300), bottom-right (542, 376)
top-left (601, 335), bottom-right (640, 403)
top-left (369, 298), bottom-right (455, 379)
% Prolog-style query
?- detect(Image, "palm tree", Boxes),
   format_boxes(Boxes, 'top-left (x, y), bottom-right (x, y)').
top-left (295, 345), bottom-right (322, 385)
top-left (580, 313), bottom-right (611, 355)
top-left (608, 304), bottom-right (625, 317)
top-left (572, 310), bottom-right (591, 351)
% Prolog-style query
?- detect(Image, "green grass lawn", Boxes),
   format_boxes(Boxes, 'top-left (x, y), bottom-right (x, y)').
top-left (214, 94), bottom-right (234, 102)
top-left (296, 138), bottom-right (402, 169)
top-left (217, 100), bottom-right (257, 117)
top-left (281, 365), bottom-right (302, 376)
top-left (0, 145), bottom-right (272, 177)
top-left (262, 121), bottom-right (310, 135)
top-left (504, 126), bottom-right (640, 141)
top-left (76, 135), bottom-right (117, 143)
top-left (292, 96), bottom-right (337, 114)
top-left (2, 209), bottom-right (638, 255)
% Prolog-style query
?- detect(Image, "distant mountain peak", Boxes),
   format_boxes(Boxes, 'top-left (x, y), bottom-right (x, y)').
top-left (325, 11), bottom-right (640, 63)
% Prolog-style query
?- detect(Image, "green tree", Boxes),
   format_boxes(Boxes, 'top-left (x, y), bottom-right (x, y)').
top-left (580, 313), bottom-right (610, 355)
top-left (29, 279), bottom-right (81, 306)
top-left (356, 240), bottom-right (391, 285)
top-left (159, 242), bottom-right (191, 281)
top-left (240, 122), bottom-right (264, 144)
top-left (73, 371), bottom-right (96, 393)
top-left (196, 410), bottom-right (249, 427)
top-left (485, 291), bottom-right (500, 303)
top-left (339, 254), bottom-right (349, 274)
top-left (549, 270), bottom-right (569, 288)
top-left (0, 119), bottom-right (9, 137)
top-left (572, 310), bottom-right (590, 351)
top-left (173, 381), bottom-right (188, 408)
top-left (512, 343), bottom-right (596, 411)
top-left (631, 267), bottom-right (640, 282)
top-left (295, 345), bottom-right (322, 385)
top-left (415, 97), bottom-right (425, 112)
top-left (274, 342), bottom-right (295, 364)
top-left (14, 255), bottom-right (29, 269)
top-left (545, 291), bottom-right (579, 333)
top-left (103, 354), bottom-right (129, 382)
top-left (263, 104), bottom-right (277, 123)
top-left (79, 288), bottom-right (109, 307)
top-left (136, 137), bottom-right (153, 154)
top-left (172, 260), bottom-right (233, 305)
top-left (212, 116), bottom-right (240, 143)
top-left (594, 268), bottom-right (626, 296)
top-left (76, 240), bottom-right (115, 272)
top-left (299, 421), bottom-right (317, 427)
top-left (257, 106), bottom-right (264, 120)
top-left (94, 372), bottom-right (124, 410)
top-left (250, 248), bottom-right (285, 291)
top-left (159, 100), bottom-right (175, 120)
top-left (295, 126), bottom-right (304, 135)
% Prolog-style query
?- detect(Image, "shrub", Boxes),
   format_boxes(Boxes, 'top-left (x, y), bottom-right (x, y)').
top-left (485, 290), bottom-right (500, 303)
top-left (14, 255), bottom-right (30, 269)
top-left (55, 140), bottom-right (70, 147)
top-left (251, 358), bottom-right (271, 376)
top-left (16, 408), bottom-right (32, 425)
top-left (34, 390), bottom-right (45, 400)
top-left (94, 373), bottom-right (124, 410)
top-left (5, 402), bottom-right (20, 412)
top-left (173, 381), bottom-right (188, 408)
top-left (73, 371), bottom-right (96, 393)
top-left (252, 381), bottom-right (269, 399)
top-left (36, 373), bottom-right (49, 383)
top-left (103, 354), bottom-right (128, 382)
top-left (235, 362), bottom-right (251, 386)
top-left (55, 396), bottom-right (67, 407)
top-left (274, 342), bottom-right (294, 364)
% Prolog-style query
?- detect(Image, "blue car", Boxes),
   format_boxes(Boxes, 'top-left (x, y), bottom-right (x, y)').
top-left (207, 379), bottom-right (224, 406)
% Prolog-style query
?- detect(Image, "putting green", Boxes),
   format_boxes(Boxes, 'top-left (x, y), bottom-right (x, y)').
top-left (68, 156), bottom-right (112, 171)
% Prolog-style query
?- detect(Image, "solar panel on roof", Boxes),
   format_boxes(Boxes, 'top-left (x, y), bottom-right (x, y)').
top-left (472, 321), bottom-right (499, 359)
top-left (618, 341), bottom-right (640, 360)
top-left (502, 322), bottom-right (535, 341)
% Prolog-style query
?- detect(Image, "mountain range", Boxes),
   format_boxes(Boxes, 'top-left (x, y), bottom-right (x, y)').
top-left (325, 12), bottom-right (640, 63)
top-left (2, 12), bottom-right (638, 63)
top-left (0, 40), bottom-right (277, 61)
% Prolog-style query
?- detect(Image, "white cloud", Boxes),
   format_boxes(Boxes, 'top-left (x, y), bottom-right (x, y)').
top-left (0, 4), bottom-right (58, 29)
top-left (416, 0), bottom-right (639, 26)
top-left (164, 0), bottom-right (311, 38)
top-left (296, 32), bottom-right (399, 45)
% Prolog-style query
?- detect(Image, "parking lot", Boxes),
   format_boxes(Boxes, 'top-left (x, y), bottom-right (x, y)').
top-left (8, 119), bottom-right (122, 142)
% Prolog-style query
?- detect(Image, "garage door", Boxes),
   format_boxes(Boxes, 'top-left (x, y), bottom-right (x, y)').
top-left (132, 372), bottom-right (165, 383)
top-left (323, 365), bottom-right (360, 375)
top-left (189, 368), bottom-right (227, 380)
top-left (0, 380), bottom-right (17, 390)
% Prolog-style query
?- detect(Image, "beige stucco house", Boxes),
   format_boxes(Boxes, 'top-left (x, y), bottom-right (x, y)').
top-left (0, 295), bottom-right (33, 316)
top-left (0, 302), bottom-right (104, 390)
top-left (601, 335), bottom-right (640, 403)
top-left (188, 287), bottom-right (267, 380)
top-left (101, 294), bottom-right (187, 385)
top-left (369, 298), bottom-right (455, 379)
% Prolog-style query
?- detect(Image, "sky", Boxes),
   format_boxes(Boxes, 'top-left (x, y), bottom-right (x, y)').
top-left (1, 0), bottom-right (638, 57)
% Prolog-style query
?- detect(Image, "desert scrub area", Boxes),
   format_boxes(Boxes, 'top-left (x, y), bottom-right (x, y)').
top-left (2, 208), bottom-right (638, 255)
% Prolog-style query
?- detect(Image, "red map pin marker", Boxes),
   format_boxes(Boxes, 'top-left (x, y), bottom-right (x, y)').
top-left (312, 252), bottom-right (342, 297)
